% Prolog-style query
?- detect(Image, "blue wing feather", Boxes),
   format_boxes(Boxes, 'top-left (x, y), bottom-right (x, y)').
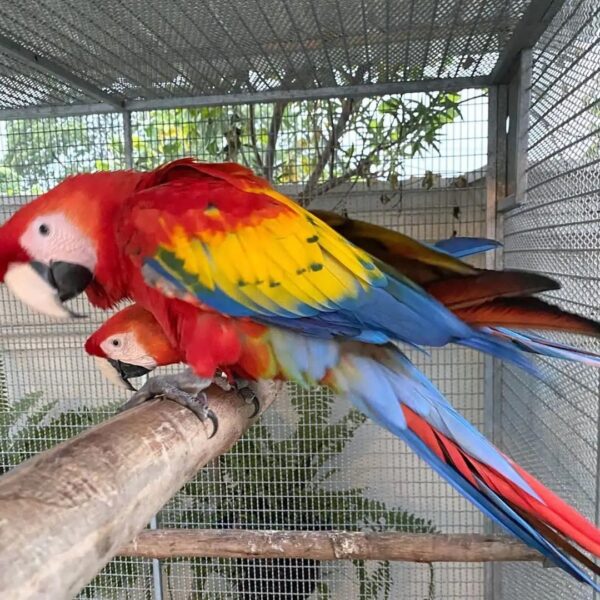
top-left (433, 236), bottom-right (502, 258)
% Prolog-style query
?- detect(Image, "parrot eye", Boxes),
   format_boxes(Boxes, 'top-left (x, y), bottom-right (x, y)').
top-left (38, 223), bottom-right (50, 236)
top-left (111, 338), bottom-right (121, 347)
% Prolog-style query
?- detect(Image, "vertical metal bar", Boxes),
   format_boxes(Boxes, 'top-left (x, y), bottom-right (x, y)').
top-left (485, 86), bottom-right (499, 270)
top-left (149, 514), bottom-right (165, 600)
top-left (484, 84), bottom-right (508, 600)
top-left (500, 50), bottom-right (531, 212)
top-left (514, 50), bottom-right (532, 206)
top-left (140, 370), bottom-right (165, 600)
top-left (150, 515), bottom-right (163, 600)
top-left (483, 86), bottom-right (498, 600)
top-left (495, 85), bottom-right (509, 212)
top-left (595, 372), bottom-right (600, 598)
top-left (123, 111), bottom-right (133, 170)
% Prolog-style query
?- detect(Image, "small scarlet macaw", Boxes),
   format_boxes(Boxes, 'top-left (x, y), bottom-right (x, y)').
top-left (1, 159), bottom-right (600, 586)
top-left (87, 300), bottom-right (600, 587)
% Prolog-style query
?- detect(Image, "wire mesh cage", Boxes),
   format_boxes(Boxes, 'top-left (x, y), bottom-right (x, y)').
top-left (497, 0), bottom-right (600, 598)
top-left (0, 90), bottom-right (490, 598)
top-left (0, 0), bottom-right (528, 110)
top-left (0, 0), bottom-right (599, 599)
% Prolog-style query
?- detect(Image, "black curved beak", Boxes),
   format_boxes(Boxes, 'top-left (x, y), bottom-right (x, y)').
top-left (30, 260), bottom-right (93, 302)
top-left (108, 359), bottom-right (151, 391)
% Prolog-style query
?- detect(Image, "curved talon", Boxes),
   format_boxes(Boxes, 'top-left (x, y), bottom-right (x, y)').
top-left (234, 384), bottom-right (259, 418)
top-left (161, 391), bottom-right (219, 439)
top-left (248, 395), bottom-right (261, 419)
top-left (206, 409), bottom-right (219, 439)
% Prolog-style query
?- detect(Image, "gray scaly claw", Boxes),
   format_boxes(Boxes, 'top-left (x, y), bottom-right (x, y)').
top-left (169, 391), bottom-right (218, 439)
top-left (119, 369), bottom-right (218, 438)
top-left (240, 386), bottom-right (260, 418)
top-left (232, 378), bottom-right (260, 418)
top-left (212, 372), bottom-right (259, 418)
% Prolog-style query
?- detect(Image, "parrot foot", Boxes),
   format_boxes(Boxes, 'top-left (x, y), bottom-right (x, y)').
top-left (237, 381), bottom-right (260, 418)
top-left (119, 369), bottom-right (218, 438)
top-left (213, 370), bottom-right (260, 418)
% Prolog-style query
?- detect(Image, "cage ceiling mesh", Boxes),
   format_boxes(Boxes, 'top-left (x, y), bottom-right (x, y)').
top-left (0, 0), bottom-right (530, 110)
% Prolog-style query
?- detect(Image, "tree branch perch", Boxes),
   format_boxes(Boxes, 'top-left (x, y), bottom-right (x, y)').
top-left (0, 381), bottom-right (283, 600)
top-left (119, 529), bottom-right (542, 563)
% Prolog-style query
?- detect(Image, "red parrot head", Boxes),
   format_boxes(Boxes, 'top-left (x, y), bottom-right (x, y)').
top-left (85, 303), bottom-right (182, 390)
top-left (0, 170), bottom-right (144, 318)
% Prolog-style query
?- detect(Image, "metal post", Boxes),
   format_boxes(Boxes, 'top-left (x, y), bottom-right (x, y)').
top-left (483, 83), bottom-right (509, 600)
top-left (505, 50), bottom-right (532, 210)
top-left (484, 84), bottom-right (508, 444)
top-left (134, 370), bottom-right (166, 600)
top-left (149, 514), bottom-right (164, 600)
top-left (123, 111), bottom-right (134, 169)
top-left (499, 50), bottom-right (532, 212)
top-left (483, 52), bottom-right (532, 600)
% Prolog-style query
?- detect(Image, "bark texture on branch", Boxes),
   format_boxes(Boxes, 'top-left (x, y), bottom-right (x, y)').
top-left (0, 381), bottom-right (283, 600)
top-left (120, 529), bottom-right (542, 563)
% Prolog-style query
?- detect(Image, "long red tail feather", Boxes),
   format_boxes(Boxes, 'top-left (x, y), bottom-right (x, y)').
top-left (402, 406), bottom-right (600, 558)
top-left (425, 271), bottom-right (560, 309)
top-left (454, 297), bottom-right (600, 336)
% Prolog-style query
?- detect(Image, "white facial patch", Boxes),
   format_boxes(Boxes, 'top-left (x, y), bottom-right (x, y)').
top-left (20, 213), bottom-right (97, 271)
top-left (100, 332), bottom-right (158, 370)
top-left (4, 262), bottom-right (80, 319)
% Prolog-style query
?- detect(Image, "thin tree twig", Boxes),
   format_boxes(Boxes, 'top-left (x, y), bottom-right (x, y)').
top-left (247, 104), bottom-right (264, 171)
top-left (304, 156), bottom-right (372, 199)
top-left (300, 97), bottom-right (357, 205)
top-left (264, 100), bottom-right (288, 182)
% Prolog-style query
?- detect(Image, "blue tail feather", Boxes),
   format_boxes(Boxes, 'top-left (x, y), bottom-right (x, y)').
top-left (489, 327), bottom-right (600, 367)
top-left (458, 332), bottom-right (540, 376)
top-left (338, 350), bottom-right (599, 590)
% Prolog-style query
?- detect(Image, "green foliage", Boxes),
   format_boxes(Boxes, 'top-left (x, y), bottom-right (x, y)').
top-left (1, 92), bottom-right (463, 205)
top-left (163, 388), bottom-right (437, 599)
top-left (0, 391), bottom-right (57, 473)
top-left (1, 117), bottom-right (124, 195)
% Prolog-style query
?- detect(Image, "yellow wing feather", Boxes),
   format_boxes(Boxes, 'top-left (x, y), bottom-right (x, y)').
top-left (154, 179), bottom-right (385, 317)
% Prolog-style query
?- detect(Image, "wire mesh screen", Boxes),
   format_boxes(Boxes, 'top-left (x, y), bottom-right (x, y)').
top-left (497, 0), bottom-right (600, 598)
top-left (0, 90), bottom-right (489, 598)
top-left (0, 0), bottom-right (528, 111)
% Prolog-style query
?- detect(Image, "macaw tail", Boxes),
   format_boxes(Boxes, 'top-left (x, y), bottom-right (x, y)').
top-left (449, 296), bottom-right (600, 367)
top-left (325, 347), bottom-right (600, 589)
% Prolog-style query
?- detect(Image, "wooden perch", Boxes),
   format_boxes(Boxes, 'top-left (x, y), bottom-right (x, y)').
top-left (0, 380), bottom-right (283, 600)
top-left (120, 529), bottom-right (542, 563)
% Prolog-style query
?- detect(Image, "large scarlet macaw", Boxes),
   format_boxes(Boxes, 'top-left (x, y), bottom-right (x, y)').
top-left (1, 159), bottom-right (599, 587)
